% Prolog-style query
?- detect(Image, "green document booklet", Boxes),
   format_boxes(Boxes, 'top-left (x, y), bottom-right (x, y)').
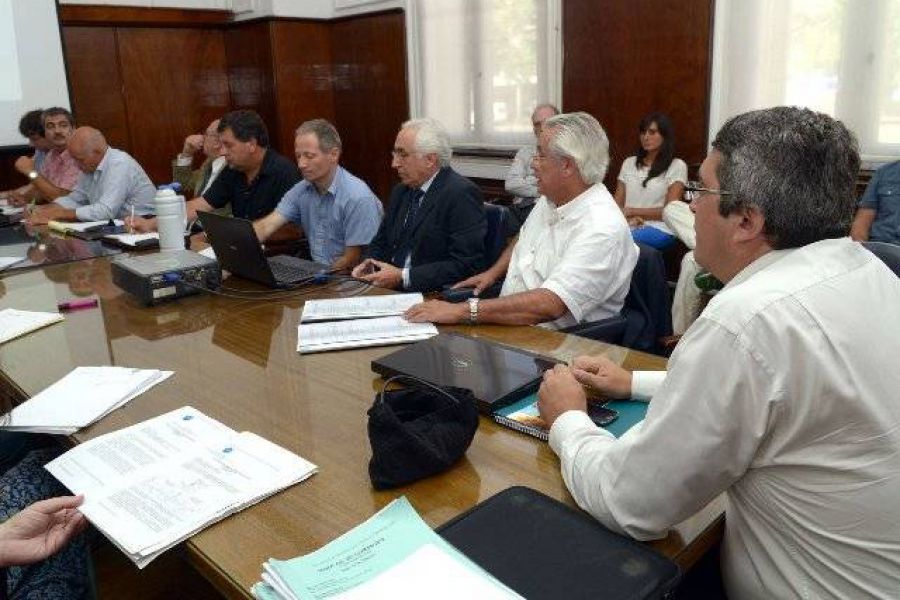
top-left (493, 392), bottom-right (649, 441)
top-left (251, 496), bottom-right (522, 599)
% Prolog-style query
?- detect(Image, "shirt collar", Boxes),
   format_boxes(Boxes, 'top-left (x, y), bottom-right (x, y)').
top-left (95, 147), bottom-right (112, 173)
top-left (545, 184), bottom-right (595, 223)
top-left (418, 169), bottom-right (440, 195)
top-left (723, 248), bottom-right (795, 291)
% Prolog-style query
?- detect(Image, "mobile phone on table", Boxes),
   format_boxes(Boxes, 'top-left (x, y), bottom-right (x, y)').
top-left (587, 401), bottom-right (618, 427)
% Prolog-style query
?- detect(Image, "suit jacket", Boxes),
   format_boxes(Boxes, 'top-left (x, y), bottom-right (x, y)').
top-left (367, 167), bottom-right (487, 292)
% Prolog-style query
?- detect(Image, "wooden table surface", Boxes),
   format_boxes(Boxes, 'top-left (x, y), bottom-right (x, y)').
top-left (0, 254), bottom-right (724, 599)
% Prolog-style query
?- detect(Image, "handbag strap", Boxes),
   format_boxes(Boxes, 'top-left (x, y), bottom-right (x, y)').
top-left (378, 374), bottom-right (462, 406)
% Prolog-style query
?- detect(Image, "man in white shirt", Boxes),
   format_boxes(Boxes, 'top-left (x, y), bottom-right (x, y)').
top-left (405, 112), bottom-right (638, 329)
top-left (537, 106), bottom-right (900, 598)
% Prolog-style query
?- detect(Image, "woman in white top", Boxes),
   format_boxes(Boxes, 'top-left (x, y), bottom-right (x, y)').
top-left (613, 113), bottom-right (687, 249)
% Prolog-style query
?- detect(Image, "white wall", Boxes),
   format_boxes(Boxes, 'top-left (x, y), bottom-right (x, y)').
top-left (59, 0), bottom-right (404, 19)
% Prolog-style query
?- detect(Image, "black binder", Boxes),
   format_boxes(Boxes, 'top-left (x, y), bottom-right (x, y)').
top-left (437, 486), bottom-right (681, 599)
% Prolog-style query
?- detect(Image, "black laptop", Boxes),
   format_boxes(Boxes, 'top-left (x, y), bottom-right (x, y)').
top-left (371, 333), bottom-right (561, 413)
top-left (197, 212), bottom-right (329, 288)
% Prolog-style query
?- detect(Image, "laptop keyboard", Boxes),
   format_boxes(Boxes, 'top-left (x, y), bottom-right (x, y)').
top-left (267, 255), bottom-right (327, 283)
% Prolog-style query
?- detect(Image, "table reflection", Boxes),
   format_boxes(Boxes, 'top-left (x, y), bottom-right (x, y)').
top-left (0, 224), bottom-right (120, 276)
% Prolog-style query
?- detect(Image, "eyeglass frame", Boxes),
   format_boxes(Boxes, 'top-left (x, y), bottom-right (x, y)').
top-left (683, 181), bottom-right (734, 201)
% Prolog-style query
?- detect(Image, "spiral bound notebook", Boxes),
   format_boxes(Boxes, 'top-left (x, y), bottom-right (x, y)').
top-left (493, 393), bottom-right (649, 440)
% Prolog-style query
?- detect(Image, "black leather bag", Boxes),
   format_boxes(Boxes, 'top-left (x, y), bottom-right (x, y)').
top-left (367, 376), bottom-right (479, 490)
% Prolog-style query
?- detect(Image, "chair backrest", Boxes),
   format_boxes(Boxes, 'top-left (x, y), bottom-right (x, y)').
top-left (619, 242), bottom-right (673, 354)
top-left (862, 241), bottom-right (900, 277)
top-left (483, 203), bottom-right (509, 266)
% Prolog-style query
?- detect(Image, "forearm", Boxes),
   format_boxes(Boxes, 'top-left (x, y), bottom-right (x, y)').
top-left (487, 242), bottom-right (515, 278)
top-left (32, 177), bottom-right (70, 201)
top-left (624, 206), bottom-right (664, 220)
top-left (850, 209), bottom-right (875, 241)
top-left (187, 197), bottom-right (214, 221)
top-left (332, 246), bottom-right (363, 272)
top-left (477, 288), bottom-right (567, 325)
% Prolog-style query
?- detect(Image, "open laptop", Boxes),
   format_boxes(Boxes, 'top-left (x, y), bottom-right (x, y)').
top-left (197, 211), bottom-right (329, 288)
top-left (371, 332), bottom-right (561, 413)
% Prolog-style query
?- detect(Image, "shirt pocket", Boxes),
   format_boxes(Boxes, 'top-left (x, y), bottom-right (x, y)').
top-left (877, 183), bottom-right (900, 218)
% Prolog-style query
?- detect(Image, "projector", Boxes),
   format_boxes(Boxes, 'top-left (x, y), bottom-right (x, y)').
top-left (111, 250), bottom-right (221, 305)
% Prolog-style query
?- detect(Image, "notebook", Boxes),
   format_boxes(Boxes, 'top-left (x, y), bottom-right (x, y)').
top-left (371, 333), bottom-right (560, 413)
top-left (48, 219), bottom-right (126, 240)
top-left (493, 392), bottom-right (649, 441)
top-left (197, 211), bottom-right (329, 288)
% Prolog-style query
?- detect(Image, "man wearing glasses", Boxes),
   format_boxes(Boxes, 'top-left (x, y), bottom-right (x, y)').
top-left (352, 118), bottom-right (486, 292)
top-left (171, 118), bottom-right (227, 199)
top-left (404, 112), bottom-right (637, 330)
top-left (538, 107), bottom-right (900, 598)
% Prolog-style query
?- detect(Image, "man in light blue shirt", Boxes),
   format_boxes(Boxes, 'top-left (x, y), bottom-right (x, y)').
top-left (851, 160), bottom-right (900, 244)
top-left (27, 127), bottom-right (156, 224)
top-left (253, 119), bottom-right (382, 270)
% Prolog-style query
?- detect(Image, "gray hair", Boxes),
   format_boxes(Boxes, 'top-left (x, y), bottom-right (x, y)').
top-left (296, 118), bottom-right (342, 152)
top-left (402, 118), bottom-right (452, 166)
top-left (543, 112), bottom-right (609, 185)
top-left (712, 106), bottom-right (860, 249)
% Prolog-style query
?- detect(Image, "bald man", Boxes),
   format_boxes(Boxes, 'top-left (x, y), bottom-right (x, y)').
top-left (28, 127), bottom-right (156, 225)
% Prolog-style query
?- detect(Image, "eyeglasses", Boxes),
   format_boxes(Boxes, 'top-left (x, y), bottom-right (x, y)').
top-left (684, 181), bottom-right (734, 202)
top-left (391, 149), bottom-right (420, 160)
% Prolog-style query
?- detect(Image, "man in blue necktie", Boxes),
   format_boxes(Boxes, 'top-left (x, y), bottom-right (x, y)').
top-left (353, 118), bottom-right (487, 292)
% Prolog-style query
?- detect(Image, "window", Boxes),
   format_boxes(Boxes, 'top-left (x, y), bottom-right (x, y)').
top-left (407, 0), bottom-right (562, 149)
top-left (710, 0), bottom-right (900, 163)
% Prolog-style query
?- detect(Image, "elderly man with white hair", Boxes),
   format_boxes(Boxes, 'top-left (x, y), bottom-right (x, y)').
top-left (405, 112), bottom-right (638, 329)
top-left (353, 117), bottom-right (486, 292)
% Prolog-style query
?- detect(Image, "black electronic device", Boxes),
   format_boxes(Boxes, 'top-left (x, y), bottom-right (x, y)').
top-left (111, 250), bottom-right (221, 305)
top-left (197, 212), bottom-right (328, 288)
top-left (371, 332), bottom-right (561, 413)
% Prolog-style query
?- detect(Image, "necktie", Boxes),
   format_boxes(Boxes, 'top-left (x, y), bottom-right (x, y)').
top-left (403, 189), bottom-right (425, 230)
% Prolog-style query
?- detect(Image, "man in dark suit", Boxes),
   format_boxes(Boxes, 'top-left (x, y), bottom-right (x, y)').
top-left (351, 118), bottom-right (486, 292)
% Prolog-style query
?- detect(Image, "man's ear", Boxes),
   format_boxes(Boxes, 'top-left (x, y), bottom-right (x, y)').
top-left (733, 204), bottom-right (766, 243)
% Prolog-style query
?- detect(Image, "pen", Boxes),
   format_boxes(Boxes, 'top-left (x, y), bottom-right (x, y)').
top-left (57, 298), bottom-right (99, 311)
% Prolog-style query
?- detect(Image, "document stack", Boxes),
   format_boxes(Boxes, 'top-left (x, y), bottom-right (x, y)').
top-left (46, 406), bottom-right (318, 568)
top-left (252, 496), bottom-right (521, 600)
top-left (297, 293), bottom-right (438, 354)
top-left (2, 366), bottom-right (172, 434)
top-left (0, 308), bottom-right (64, 344)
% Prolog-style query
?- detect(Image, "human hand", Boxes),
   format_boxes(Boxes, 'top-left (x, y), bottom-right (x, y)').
top-left (452, 270), bottom-right (498, 296)
top-left (571, 355), bottom-right (633, 399)
top-left (27, 204), bottom-right (67, 226)
top-left (7, 190), bottom-right (28, 207)
top-left (353, 259), bottom-right (402, 289)
top-left (0, 495), bottom-right (87, 567)
top-left (124, 216), bottom-right (157, 233)
top-left (538, 364), bottom-right (588, 428)
top-left (404, 299), bottom-right (466, 324)
top-left (627, 216), bottom-right (645, 228)
top-left (14, 156), bottom-right (35, 176)
top-left (182, 134), bottom-right (204, 156)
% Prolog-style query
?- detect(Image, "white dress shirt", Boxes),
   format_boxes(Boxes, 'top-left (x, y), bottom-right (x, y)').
top-left (617, 156), bottom-right (687, 234)
top-left (505, 145), bottom-right (539, 201)
top-left (501, 184), bottom-right (638, 329)
top-left (549, 238), bottom-right (900, 599)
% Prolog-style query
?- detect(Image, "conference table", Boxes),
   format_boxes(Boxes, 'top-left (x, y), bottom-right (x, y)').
top-left (0, 243), bottom-right (724, 599)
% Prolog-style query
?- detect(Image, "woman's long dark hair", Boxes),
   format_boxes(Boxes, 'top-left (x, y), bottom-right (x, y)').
top-left (635, 112), bottom-right (676, 187)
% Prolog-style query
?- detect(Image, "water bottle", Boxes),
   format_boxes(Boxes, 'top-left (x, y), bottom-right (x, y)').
top-left (155, 187), bottom-right (187, 252)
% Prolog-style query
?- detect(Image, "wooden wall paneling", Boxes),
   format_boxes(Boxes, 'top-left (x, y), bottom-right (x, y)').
top-left (0, 148), bottom-right (30, 192)
top-left (116, 27), bottom-right (231, 185)
top-left (225, 21), bottom-right (278, 153)
top-left (269, 21), bottom-right (336, 159)
top-left (330, 10), bottom-right (408, 202)
top-left (562, 0), bottom-right (713, 190)
top-left (59, 5), bottom-right (231, 27)
top-left (62, 27), bottom-right (132, 152)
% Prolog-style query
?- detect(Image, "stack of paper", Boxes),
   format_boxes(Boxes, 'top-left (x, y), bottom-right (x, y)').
top-left (0, 257), bottom-right (26, 271)
top-left (2, 366), bottom-right (173, 434)
top-left (103, 232), bottom-right (160, 248)
top-left (297, 316), bottom-right (437, 354)
top-left (300, 293), bottom-right (425, 322)
top-left (0, 308), bottom-right (64, 344)
top-left (252, 496), bottom-right (521, 600)
top-left (46, 406), bottom-right (318, 568)
top-left (48, 219), bottom-right (124, 234)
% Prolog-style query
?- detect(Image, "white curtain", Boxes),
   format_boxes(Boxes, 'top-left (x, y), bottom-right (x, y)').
top-left (710, 0), bottom-right (900, 162)
top-left (409, 0), bottom-right (561, 149)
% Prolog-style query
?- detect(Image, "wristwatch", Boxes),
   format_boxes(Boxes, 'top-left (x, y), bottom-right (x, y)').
top-left (27, 171), bottom-right (38, 181)
top-left (467, 297), bottom-right (479, 325)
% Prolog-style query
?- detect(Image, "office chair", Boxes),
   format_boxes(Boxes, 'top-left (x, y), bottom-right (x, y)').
top-left (563, 242), bottom-right (673, 355)
top-left (862, 241), bottom-right (900, 277)
top-left (476, 203), bottom-right (509, 299)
